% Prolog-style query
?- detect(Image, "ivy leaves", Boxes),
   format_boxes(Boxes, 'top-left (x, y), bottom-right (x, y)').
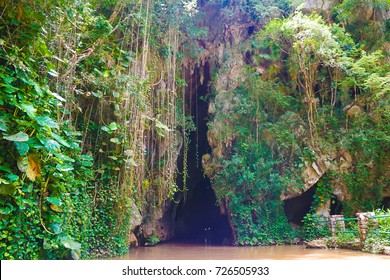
top-left (35, 116), bottom-right (59, 129)
top-left (3, 131), bottom-right (29, 142)
top-left (0, 6), bottom-right (89, 259)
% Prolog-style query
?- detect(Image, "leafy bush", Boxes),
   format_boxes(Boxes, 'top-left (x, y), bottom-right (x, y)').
top-left (301, 214), bottom-right (330, 241)
top-left (363, 209), bottom-right (390, 253)
top-left (210, 77), bottom-right (300, 245)
top-left (0, 9), bottom-right (94, 258)
top-left (0, 0), bottom-right (189, 259)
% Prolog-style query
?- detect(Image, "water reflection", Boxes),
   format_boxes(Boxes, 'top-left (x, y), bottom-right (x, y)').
top-left (112, 243), bottom-right (390, 260)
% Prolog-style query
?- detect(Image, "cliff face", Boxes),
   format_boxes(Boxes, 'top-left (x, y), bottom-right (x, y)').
top-left (140, 0), bottom-right (390, 245)
top-left (196, 0), bottom-right (389, 241)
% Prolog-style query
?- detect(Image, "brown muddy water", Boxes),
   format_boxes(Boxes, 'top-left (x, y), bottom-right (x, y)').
top-left (112, 243), bottom-right (390, 260)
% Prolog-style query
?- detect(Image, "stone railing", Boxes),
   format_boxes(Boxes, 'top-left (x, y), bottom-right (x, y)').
top-left (323, 212), bottom-right (387, 242)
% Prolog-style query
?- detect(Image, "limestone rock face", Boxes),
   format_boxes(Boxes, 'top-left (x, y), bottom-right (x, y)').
top-left (128, 200), bottom-right (142, 247)
top-left (155, 204), bottom-right (176, 241)
top-left (305, 238), bottom-right (328, 249)
top-left (129, 233), bottom-right (138, 248)
top-left (303, 0), bottom-right (336, 11)
top-left (339, 146), bottom-right (353, 173)
top-left (140, 201), bottom-right (178, 243)
top-left (200, 5), bottom-right (253, 187)
top-left (281, 154), bottom-right (334, 201)
top-left (129, 200), bottom-right (142, 232)
top-left (383, 189), bottom-right (390, 198)
top-left (315, 200), bottom-right (331, 218)
top-left (344, 104), bottom-right (364, 118)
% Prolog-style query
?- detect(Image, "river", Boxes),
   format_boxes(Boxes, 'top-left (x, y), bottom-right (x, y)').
top-left (113, 243), bottom-right (390, 260)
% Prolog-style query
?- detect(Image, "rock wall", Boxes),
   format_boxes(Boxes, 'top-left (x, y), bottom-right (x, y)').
top-left (133, 0), bottom-right (390, 245)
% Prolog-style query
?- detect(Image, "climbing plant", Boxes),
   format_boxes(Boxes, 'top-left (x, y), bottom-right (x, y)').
top-left (209, 73), bottom-right (302, 245)
top-left (0, 0), bottom-right (94, 259)
top-left (0, 0), bottom-right (194, 259)
top-left (1, 0), bottom-right (389, 258)
top-left (209, 4), bottom-right (389, 245)
top-left (333, 0), bottom-right (390, 50)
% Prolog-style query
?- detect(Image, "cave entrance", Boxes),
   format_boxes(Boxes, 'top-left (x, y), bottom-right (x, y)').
top-left (382, 197), bottom-right (390, 210)
top-left (173, 62), bottom-right (232, 245)
top-left (283, 183), bottom-right (344, 227)
top-left (283, 186), bottom-right (317, 226)
top-left (330, 196), bottom-right (343, 215)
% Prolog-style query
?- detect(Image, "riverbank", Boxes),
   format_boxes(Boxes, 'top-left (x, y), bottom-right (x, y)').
top-left (306, 238), bottom-right (390, 256)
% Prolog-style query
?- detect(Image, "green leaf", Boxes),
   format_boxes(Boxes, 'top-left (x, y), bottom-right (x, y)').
top-left (2, 76), bottom-right (15, 84)
top-left (46, 197), bottom-right (62, 206)
top-left (101, 126), bottom-right (110, 133)
top-left (60, 235), bottom-right (81, 251)
top-left (49, 91), bottom-right (66, 102)
top-left (0, 206), bottom-right (13, 215)
top-left (4, 132), bottom-right (29, 142)
top-left (43, 238), bottom-right (52, 249)
top-left (70, 250), bottom-right (80, 260)
top-left (6, 174), bottom-right (19, 182)
top-left (80, 158), bottom-right (93, 167)
top-left (52, 133), bottom-right (70, 148)
top-left (79, 155), bottom-right (93, 167)
top-left (80, 161), bottom-right (93, 167)
top-left (50, 223), bottom-right (62, 234)
top-left (0, 165), bottom-right (12, 173)
top-left (47, 69), bottom-right (59, 77)
top-left (80, 155), bottom-right (94, 161)
top-left (49, 214), bottom-right (63, 224)
top-left (15, 142), bottom-right (29, 156)
top-left (17, 157), bottom-right (28, 172)
top-left (45, 139), bottom-right (60, 152)
top-left (33, 82), bottom-right (43, 96)
top-left (0, 83), bottom-right (18, 93)
top-left (0, 116), bottom-right (9, 132)
top-left (53, 152), bottom-right (75, 163)
top-left (56, 164), bottom-right (74, 172)
top-left (35, 115), bottom-right (59, 129)
top-left (108, 122), bottom-right (118, 131)
top-left (110, 137), bottom-right (120, 144)
top-left (17, 102), bottom-right (36, 119)
top-left (0, 184), bottom-right (16, 195)
top-left (28, 138), bottom-right (43, 149)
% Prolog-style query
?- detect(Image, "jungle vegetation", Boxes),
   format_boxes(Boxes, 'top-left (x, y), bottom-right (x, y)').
top-left (0, 0), bottom-right (389, 258)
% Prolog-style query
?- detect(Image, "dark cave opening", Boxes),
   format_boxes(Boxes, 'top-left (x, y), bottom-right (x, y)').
top-left (330, 196), bottom-right (343, 215)
top-left (283, 184), bottom-right (345, 227)
top-left (283, 186), bottom-right (317, 226)
top-left (172, 62), bottom-right (233, 245)
top-left (382, 197), bottom-right (390, 210)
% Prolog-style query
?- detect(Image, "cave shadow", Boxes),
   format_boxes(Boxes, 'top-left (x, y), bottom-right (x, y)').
top-left (172, 62), bottom-right (233, 246)
top-left (283, 186), bottom-right (317, 226)
top-left (283, 183), bottom-right (344, 227)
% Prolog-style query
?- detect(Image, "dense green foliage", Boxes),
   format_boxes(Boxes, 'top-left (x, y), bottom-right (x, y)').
top-left (0, 0), bottom-right (192, 259)
top-left (209, 74), bottom-right (302, 245)
top-left (0, 0), bottom-right (95, 259)
top-left (333, 0), bottom-right (390, 49)
top-left (364, 209), bottom-right (390, 253)
top-left (208, 3), bottom-right (389, 245)
top-left (0, 0), bottom-right (389, 258)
